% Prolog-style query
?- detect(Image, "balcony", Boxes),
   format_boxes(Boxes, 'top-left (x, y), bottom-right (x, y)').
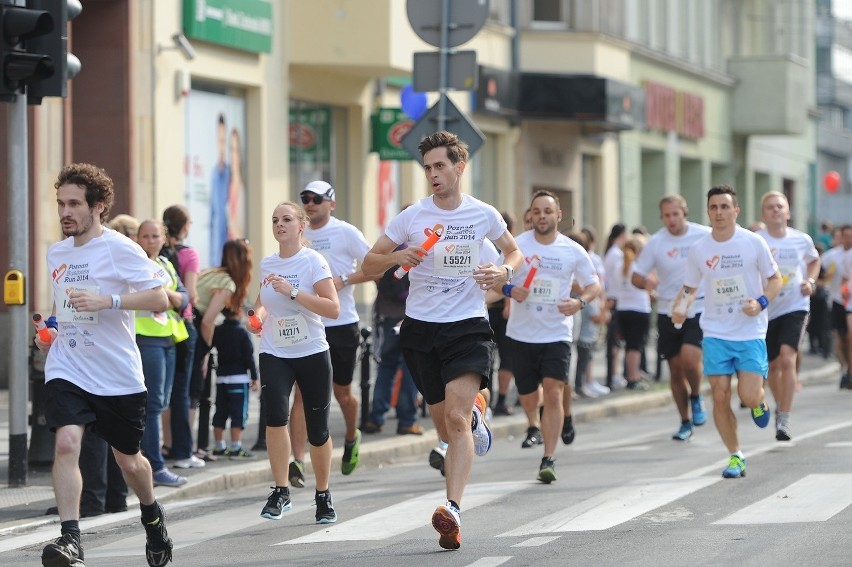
top-left (818, 75), bottom-right (852, 109)
top-left (728, 55), bottom-right (809, 136)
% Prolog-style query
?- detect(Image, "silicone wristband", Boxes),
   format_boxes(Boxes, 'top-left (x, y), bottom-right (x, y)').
top-left (45, 316), bottom-right (58, 330)
top-left (502, 284), bottom-right (515, 298)
top-left (757, 295), bottom-right (769, 310)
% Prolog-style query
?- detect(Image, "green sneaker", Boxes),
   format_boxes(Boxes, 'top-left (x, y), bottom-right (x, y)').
top-left (341, 430), bottom-right (361, 475)
top-left (722, 455), bottom-right (746, 478)
top-left (537, 457), bottom-right (557, 484)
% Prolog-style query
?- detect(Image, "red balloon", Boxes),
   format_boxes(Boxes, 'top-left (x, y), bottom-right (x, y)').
top-left (824, 171), bottom-right (841, 193)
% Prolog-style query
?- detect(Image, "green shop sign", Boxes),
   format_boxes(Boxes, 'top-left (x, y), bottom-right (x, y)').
top-left (183, 0), bottom-right (272, 54)
top-left (371, 108), bottom-right (414, 161)
top-left (290, 107), bottom-right (331, 163)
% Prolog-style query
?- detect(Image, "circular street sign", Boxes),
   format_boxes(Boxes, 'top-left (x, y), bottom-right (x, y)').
top-left (406, 0), bottom-right (490, 48)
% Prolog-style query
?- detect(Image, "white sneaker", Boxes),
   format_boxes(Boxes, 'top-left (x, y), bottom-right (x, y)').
top-left (589, 381), bottom-right (611, 396)
top-left (471, 393), bottom-right (492, 456)
top-left (610, 375), bottom-right (628, 390)
top-left (580, 384), bottom-right (599, 398)
top-left (173, 455), bottom-right (206, 469)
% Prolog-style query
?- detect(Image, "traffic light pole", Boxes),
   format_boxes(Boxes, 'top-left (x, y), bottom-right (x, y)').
top-left (7, 79), bottom-right (30, 487)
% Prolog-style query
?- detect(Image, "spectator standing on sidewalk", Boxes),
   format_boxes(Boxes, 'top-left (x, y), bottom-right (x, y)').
top-left (611, 233), bottom-right (652, 390)
top-left (211, 311), bottom-right (260, 457)
top-left (603, 224), bottom-right (628, 389)
top-left (822, 226), bottom-right (852, 387)
top-left (632, 195), bottom-right (710, 441)
top-left (364, 240), bottom-right (424, 436)
top-left (672, 185), bottom-right (780, 479)
top-left (756, 192), bottom-right (819, 440)
top-left (136, 219), bottom-right (191, 488)
top-left (37, 163), bottom-right (173, 567)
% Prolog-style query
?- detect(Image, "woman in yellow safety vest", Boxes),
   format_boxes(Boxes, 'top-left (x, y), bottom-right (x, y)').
top-left (136, 219), bottom-right (191, 487)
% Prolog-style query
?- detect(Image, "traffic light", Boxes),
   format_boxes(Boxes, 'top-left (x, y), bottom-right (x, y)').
top-left (0, 2), bottom-right (53, 102)
top-left (26, 0), bottom-right (82, 103)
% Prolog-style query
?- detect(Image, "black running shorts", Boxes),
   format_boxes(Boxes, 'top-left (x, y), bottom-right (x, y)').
top-left (766, 310), bottom-right (808, 361)
top-left (657, 313), bottom-right (703, 360)
top-left (507, 338), bottom-right (572, 395)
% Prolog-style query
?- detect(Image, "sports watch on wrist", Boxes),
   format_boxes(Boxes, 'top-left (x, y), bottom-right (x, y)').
top-left (503, 264), bottom-right (514, 282)
top-left (290, 288), bottom-right (299, 300)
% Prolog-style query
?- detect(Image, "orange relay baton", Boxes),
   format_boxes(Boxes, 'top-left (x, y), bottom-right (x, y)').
top-left (393, 224), bottom-right (444, 280)
top-left (32, 313), bottom-right (53, 344)
top-left (522, 255), bottom-right (541, 288)
top-left (247, 309), bottom-right (263, 331)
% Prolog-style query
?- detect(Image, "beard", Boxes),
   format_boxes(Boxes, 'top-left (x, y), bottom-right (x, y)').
top-left (62, 214), bottom-right (94, 237)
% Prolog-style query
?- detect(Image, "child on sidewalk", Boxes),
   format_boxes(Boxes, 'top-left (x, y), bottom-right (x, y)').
top-left (212, 311), bottom-right (259, 458)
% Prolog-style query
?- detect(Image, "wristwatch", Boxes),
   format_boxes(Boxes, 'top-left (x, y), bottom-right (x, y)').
top-left (503, 264), bottom-right (514, 282)
top-left (578, 297), bottom-right (587, 310)
top-left (806, 277), bottom-right (816, 286)
top-left (341, 274), bottom-right (350, 287)
top-left (290, 288), bottom-right (299, 300)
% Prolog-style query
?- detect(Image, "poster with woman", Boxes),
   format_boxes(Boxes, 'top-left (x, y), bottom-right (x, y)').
top-left (184, 89), bottom-right (247, 268)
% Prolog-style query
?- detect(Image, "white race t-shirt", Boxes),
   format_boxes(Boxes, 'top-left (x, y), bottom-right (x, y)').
top-left (257, 248), bottom-right (333, 358)
top-left (633, 222), bottom-right (711, 315)
top-left (45, 228), bottom-right (165, 396)
top-left (683, 226), bottom-right (779, 340)
top-left (822, 246), bottom-right (846, 305)
top-left (304, 216), bottom-right (370, 327)
top-left (756, 228), bottom-right (818, 319)
top-left (609, 257), bottom-right (651, 314)
top-left (603, 246), bottom-right (622, 300)
top-left (385, 194), bottom-right (507, 323)
top-left (506, 232), bottom-right (598, 343)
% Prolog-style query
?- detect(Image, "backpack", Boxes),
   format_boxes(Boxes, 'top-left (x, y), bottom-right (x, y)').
top-left (160, 243), bottom-right (187, 276)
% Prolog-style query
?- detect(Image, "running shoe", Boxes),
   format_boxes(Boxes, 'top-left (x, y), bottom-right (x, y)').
top-left (493, 403), bottom-right (513, 416)
top-left (261, 487), bottom-right (292, 520)
top-left (561, 417), bottom-right (575, 445)
top-left (431, 501), bottom-right (461, 550)
top-left (840, 373), bottom-right (851, 390)
top-left (672, 421), bottom-right (694, 442)
top-left (212, 447), bottom-right (229, 457)
top-left (152, 468), bottom-right (188, 488)
top-left (626, 380), bottom-right (649, 391)
top-left (521, 426), bottom-right (543, 448)
top-left (429, 445), bottom-right (446, 476)
top-left (722, 455), bottom-right (746, 478)
top-left (228, 448), bottom-right (256, 459)
top-left (341, 430), bottom-right (361, 475)
top-left (537, 457), bottom-right (557, 484)
top-left (610, 375), bottom-right (628, 390)
top-left (589, 381), bottom-right (611, 396)
top-left (580, 384), bottom-right (600, 398)
top-left (42, 533), bottom-right (84, 567)
top-left (251, 439), bottom-right (267, 451)
top-left (751, 400), bottom-right (770, 428)
top-left (691, 395), bottom-right (707, 426)
top-left (142, 503), bottom-right (173, 567)
top-left (315, 490), bottom-right (337, 524)
top-left (173, 454), bottom-right (205, 469)
top-left (776, 414), bottom-right (792, 441)
top-left (289, 460), bottom-right (305, 488)
top-left (471, 393), bottom-right (492, 456)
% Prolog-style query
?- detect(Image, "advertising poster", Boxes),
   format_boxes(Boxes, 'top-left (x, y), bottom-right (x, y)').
top-left (184, 89), bottom-right (247, 268)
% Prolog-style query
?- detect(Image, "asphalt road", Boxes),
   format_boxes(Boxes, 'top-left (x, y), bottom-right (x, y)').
top-left (3, 378), bottom-right (851, 567)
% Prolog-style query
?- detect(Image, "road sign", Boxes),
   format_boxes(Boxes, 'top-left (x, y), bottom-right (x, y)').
top-left (406, 0), bottom-right (489, 48)
top-left (400, 94), bottom-right (485, 164)
top-left (413, 50), bottom-right (477, 92)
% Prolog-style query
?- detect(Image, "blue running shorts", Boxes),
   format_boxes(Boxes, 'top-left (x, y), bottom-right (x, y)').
top-left (703, 337), bottom-right (768, 378)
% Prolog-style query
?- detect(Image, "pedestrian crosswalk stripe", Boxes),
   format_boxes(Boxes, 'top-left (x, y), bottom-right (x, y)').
top-left (464, 557), bottom-right (512, 567)
top-left (511, 536), bottom-right (560, 547)
top-left (278, 481), bottom-right (524, 544)
top-left (714, 474), bottom-right (852, 524)
top-left (497, 477), bottom-right (720, 536)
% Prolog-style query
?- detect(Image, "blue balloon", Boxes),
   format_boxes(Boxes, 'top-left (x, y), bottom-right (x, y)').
top-left (401, 84), bottom-right (428, 121)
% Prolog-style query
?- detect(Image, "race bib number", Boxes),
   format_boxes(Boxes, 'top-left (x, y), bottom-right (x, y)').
top-left (56, 284), bottom-right (100, 324)
top-left (711, 275), bottom-right (746, 311)
top-left (272, 314), bottom-right (311, 347)
top-left (434, 242), bottom-right (479, 277)
top-left (527, 275), bottom-right (559, 305)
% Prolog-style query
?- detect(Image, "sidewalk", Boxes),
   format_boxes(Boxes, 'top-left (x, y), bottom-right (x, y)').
top-left (0, 347), bottom-right (840, 534)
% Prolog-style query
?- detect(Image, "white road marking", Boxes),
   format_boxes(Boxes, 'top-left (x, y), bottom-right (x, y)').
top-left (715, 474), bottom-right (852, 524)
top-left (464, 557), bottom-right (513, 567)
top-left (497, 477), bottom-right (720, 536)
top-left (511, 536), bottom-right (560, 547)
top-left (278, 481), bottom-right (525, 544)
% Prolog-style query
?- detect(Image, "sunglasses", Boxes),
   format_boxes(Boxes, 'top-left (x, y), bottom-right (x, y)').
top-left (300, 194), bottom-right (325, 205)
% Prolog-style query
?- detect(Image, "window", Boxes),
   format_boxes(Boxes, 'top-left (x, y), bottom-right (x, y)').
top-left (532, 0), bottom-right (568, 28)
